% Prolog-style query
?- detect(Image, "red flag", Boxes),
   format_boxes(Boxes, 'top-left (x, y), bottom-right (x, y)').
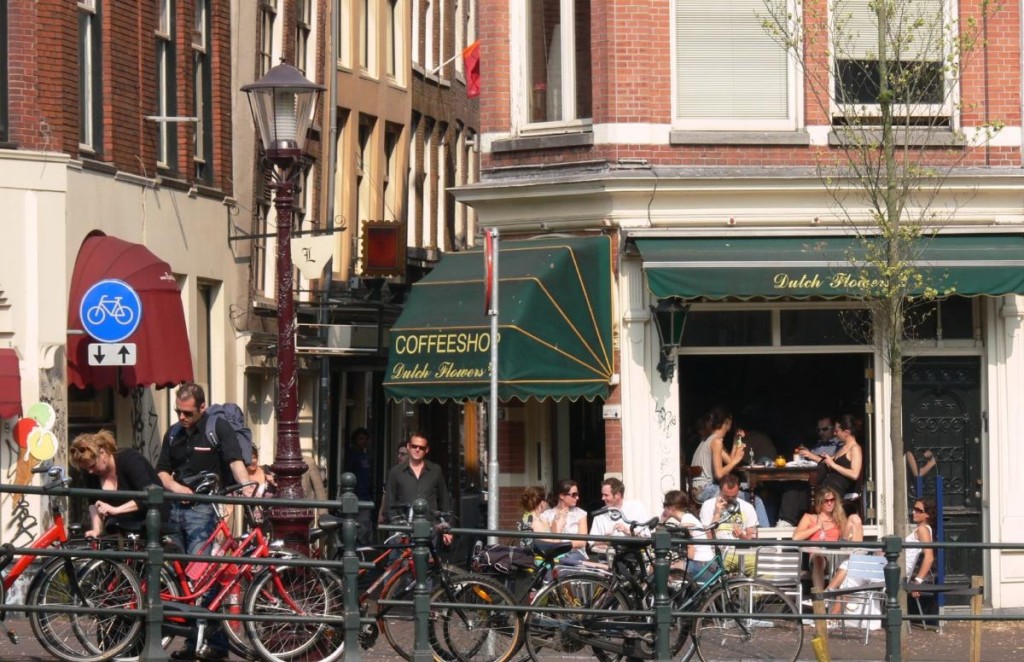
top-left (463, 40), bottom-right (481, 99)
top-left (483, 230), bottom-right (494, 314)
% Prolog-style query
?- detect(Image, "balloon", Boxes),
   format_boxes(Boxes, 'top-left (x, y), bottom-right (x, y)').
top-left (13, 418), bottom-right (38, 449)
top-left (26, 402), bottom-right (56, 430)
top-left (28, 428), bottom-right (58, 462)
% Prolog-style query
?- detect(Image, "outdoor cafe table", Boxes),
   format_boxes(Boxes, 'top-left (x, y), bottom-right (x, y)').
top-left (740, 463), bottom-right (820, 490)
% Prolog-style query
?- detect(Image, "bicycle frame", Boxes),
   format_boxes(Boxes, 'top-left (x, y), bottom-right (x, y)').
top-left (1, 467), bottom-right (72, 591)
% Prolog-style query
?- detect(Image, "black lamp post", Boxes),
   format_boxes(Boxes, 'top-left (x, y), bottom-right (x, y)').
top-left (241, 63), bottom-right (324, 547)
top-left (650, 297), bottom-right (690, 382)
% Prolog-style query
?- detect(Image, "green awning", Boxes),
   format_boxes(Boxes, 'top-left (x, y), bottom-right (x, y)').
top-left (384, 236), bottom-right (614, 402)
top-left (636, 235), bottom-right (1024, 299)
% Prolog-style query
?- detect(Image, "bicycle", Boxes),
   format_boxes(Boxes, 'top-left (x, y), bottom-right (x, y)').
top-left (84, 295), bottom-right (135, 327)
top-left (0, 465), bottom-right (144, 662)
top-left (243, 508), bottom-right (522, 662)
top-left (523, 508), bottom-right (803, 662)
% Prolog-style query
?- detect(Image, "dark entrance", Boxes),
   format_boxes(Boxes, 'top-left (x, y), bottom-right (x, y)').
top-left (903, 356), bottom-right (983, 599)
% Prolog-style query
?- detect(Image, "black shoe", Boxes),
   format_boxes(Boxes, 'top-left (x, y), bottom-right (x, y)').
top-left (195, 646), bottom-right (230, 662)
top-left (169, 648), bottom-right (197, 661)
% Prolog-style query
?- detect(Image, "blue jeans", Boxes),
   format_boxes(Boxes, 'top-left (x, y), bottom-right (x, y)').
top-left (169, 503), bottom-right (228, 652)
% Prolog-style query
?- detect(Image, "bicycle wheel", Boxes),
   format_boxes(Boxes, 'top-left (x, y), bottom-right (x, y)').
top-left (439, 574), bottom-right (521, 662)
top-left (379, 568), bottom-right (419, 660)
top-left (220, 568), bottom-right (257, 660)
top-left (691, 578), bottom-right (802, 662)
top-left (28, 558), bottom-right (144, 662)
top-left (243, 565), bottom-right (345, 662)
top-left (523, 574), bottom-right (631, 662)
top-left (116, 563), bottom-right (181, 661)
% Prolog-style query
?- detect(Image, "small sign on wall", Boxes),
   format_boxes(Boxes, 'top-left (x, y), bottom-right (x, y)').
top-left (602, 405), bottom-right (621, 420)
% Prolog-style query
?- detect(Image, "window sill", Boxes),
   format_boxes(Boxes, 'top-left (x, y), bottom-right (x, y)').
top-left (80, 158), bottom-right (117, 175)
top-left (828, 127), bottom-right (962, 147)
top-left (491, 131), bottom-right (594, 154)
top-left (670, 130), bottom-right (811, 146)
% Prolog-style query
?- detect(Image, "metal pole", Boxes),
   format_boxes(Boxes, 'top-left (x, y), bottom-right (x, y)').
top-left (487, 228), bottom-right (500, 542)
top-left (411, 499), bottom-right (432, 662)
top-left (883, 535), bottom-right (903, 662)
top-left (140, 485), bottom-right (165, 662)
top-left (936, 475), bottom-right (946, 610)
top-left (267, 160), bottom-right (313, 552)
top-left (339, 473), bottom-right (362, 662)
top-left (652, 529), bottom-right (671, 661)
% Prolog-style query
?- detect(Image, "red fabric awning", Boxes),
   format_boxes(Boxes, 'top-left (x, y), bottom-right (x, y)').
top-left (67, 233), bottom-right (194, 392)
top-left (0, 349), bottom-right (22, 419)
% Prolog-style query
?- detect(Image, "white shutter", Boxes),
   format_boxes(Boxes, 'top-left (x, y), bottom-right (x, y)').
top-left (675, 0), bottom-right (789, 119)
top-left (833, 0), bottom-right (944, 61)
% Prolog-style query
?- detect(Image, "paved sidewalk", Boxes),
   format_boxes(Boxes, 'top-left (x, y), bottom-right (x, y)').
top-left (1, 613), bottom-right (1023, 660)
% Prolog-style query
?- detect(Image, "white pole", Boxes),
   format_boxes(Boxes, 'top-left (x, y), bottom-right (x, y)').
top-left (487, 228), bottom-right (500, 543)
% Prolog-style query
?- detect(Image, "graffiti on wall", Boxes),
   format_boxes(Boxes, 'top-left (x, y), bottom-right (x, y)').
top-left (130, 387), bottom-right (161, 463)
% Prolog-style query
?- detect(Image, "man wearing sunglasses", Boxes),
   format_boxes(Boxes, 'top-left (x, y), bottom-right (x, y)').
top-left (798, 417), bottom-right (841, 463)
top-left (156, 383), bottom-right (252, 662)
top-left (383, 432), bottom-right (453, 545)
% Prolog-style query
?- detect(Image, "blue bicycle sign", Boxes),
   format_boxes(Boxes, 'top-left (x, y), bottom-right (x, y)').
top-left (79, 279), bottom-right (143, 343)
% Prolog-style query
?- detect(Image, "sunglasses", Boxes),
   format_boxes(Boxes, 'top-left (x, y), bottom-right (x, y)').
top-left (408, 444), bottom-right (428, 451)
top-left (175, 408), bottom-right (200, 418)
top-left (913, 507), bottom-right (927, 514)
top-left (822, 497), bottom-right (836, 503)
top-left (565, 492), bottom-right (579, 497)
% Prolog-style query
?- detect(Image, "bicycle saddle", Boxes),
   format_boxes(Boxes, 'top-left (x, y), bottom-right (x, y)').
top-left (531, 540), bottom-right (573, 563)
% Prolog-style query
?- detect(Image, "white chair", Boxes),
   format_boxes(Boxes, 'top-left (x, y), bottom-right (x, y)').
top-left (831, 551), bottom-right (886, 644)
top-left (753, 545), bottom-right (804, 608)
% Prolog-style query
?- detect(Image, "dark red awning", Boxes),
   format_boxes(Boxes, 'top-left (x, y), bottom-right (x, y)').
top-left (67, 233), bottom-right (194, 391)
top-left (0, 348), bottom-right (21, 419)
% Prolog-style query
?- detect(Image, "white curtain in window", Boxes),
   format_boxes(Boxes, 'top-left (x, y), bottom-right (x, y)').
top-left (833, 0), bottom-right (944, 61)
top-left (676, 0), bottom-right (789, 119)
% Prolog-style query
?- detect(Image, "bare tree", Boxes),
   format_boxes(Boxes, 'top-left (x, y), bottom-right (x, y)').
top-left (760, 0), bottom-right (1002, 553)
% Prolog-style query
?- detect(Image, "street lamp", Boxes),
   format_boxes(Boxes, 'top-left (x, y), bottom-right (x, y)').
top-left (650, 297), bottom-right (690, 382)
top-left (242, 63), bottom-right (324, 547)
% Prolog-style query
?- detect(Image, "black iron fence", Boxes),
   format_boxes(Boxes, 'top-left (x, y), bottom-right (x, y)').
top-left (1, 472), bottom-right (1022, 662)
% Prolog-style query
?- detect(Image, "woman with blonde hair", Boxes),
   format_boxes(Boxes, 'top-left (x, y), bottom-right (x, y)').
top-left (70, 430), bottom-right (167, 537)
top-left (792, 486), bottom-right (848, 589)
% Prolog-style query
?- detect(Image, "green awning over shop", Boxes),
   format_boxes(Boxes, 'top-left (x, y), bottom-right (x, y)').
top-left (636, 235), bottom-right (1024, 300)
top-left (384, 236), bottom-right (614, 402)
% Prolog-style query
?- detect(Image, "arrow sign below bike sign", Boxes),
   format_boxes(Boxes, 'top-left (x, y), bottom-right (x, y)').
top-left (80, 279), bottom-right (143, 343)
top-left (87, 343), bottom-right (137, 366)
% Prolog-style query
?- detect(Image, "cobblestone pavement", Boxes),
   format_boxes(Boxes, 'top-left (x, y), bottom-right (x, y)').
top-left (1, 613), bottom-right (1023, 660)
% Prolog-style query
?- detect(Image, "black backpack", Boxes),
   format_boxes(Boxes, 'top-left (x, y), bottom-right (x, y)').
top-left (170, 402), bottom-right (254, 466)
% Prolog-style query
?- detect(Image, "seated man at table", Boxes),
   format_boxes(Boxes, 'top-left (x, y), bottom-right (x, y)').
top-left (589, 478), bottom-right (652, 554)
top-left (699, 475), bottom-right (758, 575)
top-left (777, 416), bottom-right (841, 527)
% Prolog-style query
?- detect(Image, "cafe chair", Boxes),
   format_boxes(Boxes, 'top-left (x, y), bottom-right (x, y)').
top-left (753, 545), bottom-right (804, 608)
top-left (831, 551), bottom-right (886, 644)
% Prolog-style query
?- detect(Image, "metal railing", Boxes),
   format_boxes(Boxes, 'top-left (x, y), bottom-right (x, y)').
top-left (2, 473), bottom-right (1022, 662)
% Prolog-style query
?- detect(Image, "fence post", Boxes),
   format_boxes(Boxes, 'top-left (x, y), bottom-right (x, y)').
top-left (882, 535), bottom-right (903, 662)
top-left (969, 575), bottom-right (983, 662)
top-left (652, 529), bottom-right (671, 661)
top-left (338, 472), bottom-right (362, 662)
top-left (140, 485), bottom-right (165, 662)
top-left (411, 499), bottom-right (432, 662)
top-left (810, 587), bottom-right (831, 661)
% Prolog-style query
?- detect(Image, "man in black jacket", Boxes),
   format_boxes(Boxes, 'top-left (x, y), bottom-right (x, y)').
top-left (156, 383), bottom-right (251, 662)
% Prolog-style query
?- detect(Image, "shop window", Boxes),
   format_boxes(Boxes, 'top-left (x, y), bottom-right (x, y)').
top-left (682, 310), bottom-right (772, 347)
top-left (905, 296), bottom-right (975, 341)
top-left (674, 0), bottom-right (795, 130)
top-left (781, 309), bottom-right (870, 345)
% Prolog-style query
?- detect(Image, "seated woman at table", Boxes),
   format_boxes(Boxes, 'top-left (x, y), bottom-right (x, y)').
top-left (792, 486), bottom-right (848, 589)
top-left (534, 478), bottom-right (588, 565)
top-left (690, 407), bottom-right (770, 526)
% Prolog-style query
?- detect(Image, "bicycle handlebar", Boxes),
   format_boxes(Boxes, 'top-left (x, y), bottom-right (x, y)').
top-left (591, 506), bottom-right (660, 535)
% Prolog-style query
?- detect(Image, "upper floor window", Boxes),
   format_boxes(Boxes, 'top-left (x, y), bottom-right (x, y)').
top-left (295, 0), bottom-right (311, 75)
top-left (360, 0), bottom-right (377, 74)
top-left (521, 0), bottom-right (592, 128)
top-left (337, 0), bottom-right (351, 68)
top-left (831, 0), bottom-right (949, 123)
top-left (259, 0), bottom-right (277, 77)
top-left (425, 0), bottom-right (434, 72)
top-left (385, 0), bottom-right (399, 79)
top-left (156, 0), bottom-right (176, 168)
top-left (412, 0), bottom-right (421, 66)
top-left (193, 0), bottom-right (212, 181)
top-left (78, 0), bottom-right (103, 152)
top-left (674, 0), bottom-right (796, 130)
top-left (0, 0), bottom-right (9, 144)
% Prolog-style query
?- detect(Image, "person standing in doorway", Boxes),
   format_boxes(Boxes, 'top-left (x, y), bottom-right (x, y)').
top-left (382, 433), bottom-right (453, 546)
top-left (156, 383), bottom-right (252, 662)
top-left (344, 427), bottom-right (374, 542)
top-left (378, 445), bottom-right (410, 525)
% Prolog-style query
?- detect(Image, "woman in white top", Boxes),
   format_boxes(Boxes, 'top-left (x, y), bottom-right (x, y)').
top-left (535, 478), bottom-right (589, 565)
top-left (661, 489), bottom-right (714, 578)
top-left (690, 407), bottom-right (745, 503)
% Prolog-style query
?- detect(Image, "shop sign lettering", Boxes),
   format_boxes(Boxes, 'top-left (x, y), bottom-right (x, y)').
top-left (773, 271), bottom-right (884, 292)
top-left (389, 361), bottom-right (490, 381)
top-left (393, 331), bottom-right (494, 355)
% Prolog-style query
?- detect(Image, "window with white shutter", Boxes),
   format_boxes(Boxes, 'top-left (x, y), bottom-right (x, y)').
top-left (674, 0), bottom-right (797, 130)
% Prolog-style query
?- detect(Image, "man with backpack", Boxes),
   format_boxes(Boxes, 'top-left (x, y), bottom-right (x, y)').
top-left (156, 383), bottom-right (252, 662)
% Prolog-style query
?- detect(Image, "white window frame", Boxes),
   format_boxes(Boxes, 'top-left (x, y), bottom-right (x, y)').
top-left (295, 0), bottom-right (312, 75)
top-left (509, 0), bottom-right (592, 135)
top-left (671, 0), bottom-right (801, 131)
top-left (337, 0), bottom-right (352, 69)
top-left (259, 0), bottom-right (277, 76)
top-left (78, 0), bottom-right (100, 151)
top-left (360, 0), bottom-right (377, 74)
top-left (829, 0), bottom-right (955, 123)
top-left (425, 0), bottom-right (434, 73)
top-left (156, 0), bottom-right (174, 167)
top-left (411, 0), bottom-right (421, 67)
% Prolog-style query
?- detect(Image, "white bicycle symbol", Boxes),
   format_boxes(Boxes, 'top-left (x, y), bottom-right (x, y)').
top-left (85, 295), bottom-right (136, 327)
